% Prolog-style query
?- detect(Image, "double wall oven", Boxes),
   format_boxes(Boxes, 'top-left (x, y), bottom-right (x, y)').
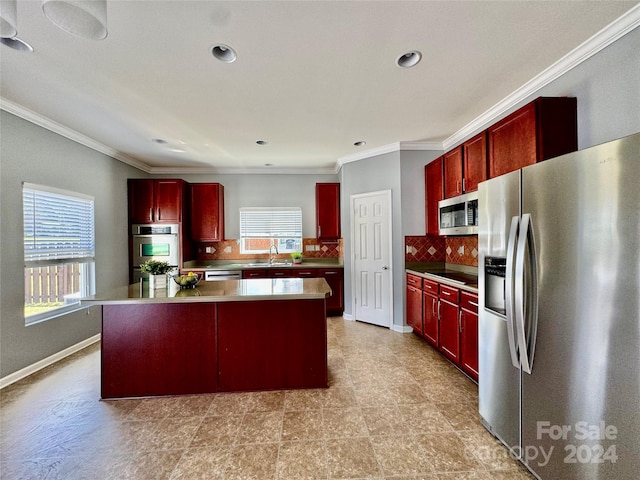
top-left (131, 224), bottom-right (179, 283)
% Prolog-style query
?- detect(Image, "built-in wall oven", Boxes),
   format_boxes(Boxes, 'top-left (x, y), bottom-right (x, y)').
top-left (131, 224), bottom-right (179, 282)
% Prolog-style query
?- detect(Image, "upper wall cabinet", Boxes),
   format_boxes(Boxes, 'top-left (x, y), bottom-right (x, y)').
top-left (128, 179), bottom-right (185, 224)
top-left (425, 157), bottom-right (444, 236)
top-left (190, 183), bottom-right (225, 242)
top-left (462, 131), bottom-right (488, 193)
top-left (488, 97), bottom-right (577, 178)
top-left (443, 132), bottom-right (488, 199)
top-left (443, 147), bottom-right (463, 198)
top-left (316, 183), bottom-right (340, 241)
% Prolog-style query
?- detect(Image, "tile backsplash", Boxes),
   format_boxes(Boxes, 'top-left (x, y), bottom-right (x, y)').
top-left (195, 238), bottom-right (343, 261)
top-left (405, 235), bottom-right (478, 267)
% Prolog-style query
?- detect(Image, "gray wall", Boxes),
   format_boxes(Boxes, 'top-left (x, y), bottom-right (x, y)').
top-left (0, 111), bottom-right (143, 378)
top-left (340, 151), bottom-right (403, 327)
top-left (155, 173), bottom-right (338, 239)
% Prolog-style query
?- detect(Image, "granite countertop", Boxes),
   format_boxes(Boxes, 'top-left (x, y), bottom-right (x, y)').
top-left (405, 262), bottom-right (479, 293)
top-left (182, 258), bottom-right (343, 271)
top-left (81, 278), bottom-right (331, 305)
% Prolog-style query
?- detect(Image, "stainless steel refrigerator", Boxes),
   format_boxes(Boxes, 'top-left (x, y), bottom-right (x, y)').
top-left (478, 132), bottom-right (639, 479)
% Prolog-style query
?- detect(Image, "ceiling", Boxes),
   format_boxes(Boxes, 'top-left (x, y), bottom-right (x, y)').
top-left (1, 1), bottom-right (638, 174)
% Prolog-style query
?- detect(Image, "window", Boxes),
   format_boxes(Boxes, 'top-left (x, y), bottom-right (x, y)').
top-left (23, 183), bottom-right (95, 325)
top-left (239, 207), bottom-right (302, 254)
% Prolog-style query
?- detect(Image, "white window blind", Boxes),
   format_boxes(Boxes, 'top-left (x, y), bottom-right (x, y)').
top-left (240, 207), bottom-right (302, 239)
top-left (23, 183), bottom-right (95, 263)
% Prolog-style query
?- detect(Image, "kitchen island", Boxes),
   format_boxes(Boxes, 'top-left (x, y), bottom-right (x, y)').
top-left (81, 278), bottom-right (331, 399)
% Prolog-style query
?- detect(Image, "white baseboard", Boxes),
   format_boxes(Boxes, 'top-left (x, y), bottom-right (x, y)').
top-left (0, 334), bottom-right (101, 389)
top-left (392, 324), bottom-right (414, 333)
top-left (343, 313), bottom-right (354, 321)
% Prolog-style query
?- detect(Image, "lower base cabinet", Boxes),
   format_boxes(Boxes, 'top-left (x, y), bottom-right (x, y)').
top-left (405, 273), bottom-right (479, 382)
top-left (460, 291), bottom-right (479, 379)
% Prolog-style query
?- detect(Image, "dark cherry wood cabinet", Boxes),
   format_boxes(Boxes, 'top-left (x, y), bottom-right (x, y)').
top-left (128, 179), bottom-right (185, 224)
top-left (316, 183), bottom-right (341, 241)
top-left (462, 131), bottom-right (488, 193)
top-left (422, 286), bottom-right (439, 346)
top-left (488, 96), bottom-right (577, 178)
top-left (318, 268), bottom-right (344, 316)
top-left (406, 274), bottom-right (423, 335)
top-left (217, 300), bottom-right (328, 392)
top-left (443, 132), bottom-right (487, 199)
top-left (460, 291), bottom-right (479, 381)
top-left (190, 183), bottom-right (224, 241)
top-left (438, 285), bottom-right (460, 363)
top-left (443, 147), bottom-right (463, 199)
top-left (425, 157), bottom-right (444, 235)
top-left (101, 303), bottom-right (217, 398)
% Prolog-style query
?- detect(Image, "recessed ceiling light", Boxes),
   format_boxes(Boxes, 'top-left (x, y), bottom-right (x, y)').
top-left (396, 50), bottom-right (422, 68)
top-left (0, 37), bottom-right (33, 52)
top-left (211, 43), bottom-right (237, 63)
top-left (354, 141), bottom-right (366, 147)
top-left (151, 138), bottom-right (168, 144)
top-left (256, 140), bottom-right (268, 145)
top-left (264, 163), bottom-right (274, 167)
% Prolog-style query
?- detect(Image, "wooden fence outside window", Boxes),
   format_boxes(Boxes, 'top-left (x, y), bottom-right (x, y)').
top-left (24, 264), bottom-right (81, 306)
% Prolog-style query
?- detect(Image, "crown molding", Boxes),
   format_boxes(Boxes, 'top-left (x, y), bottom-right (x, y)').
top-left (443, 3), bottom-right (640, 150)
top-left (1, 97), bottom-right (152, 173)
top-left (337, 140), bottom-right (442, 168)
top-left (148, 166), bottom-right (339, 176)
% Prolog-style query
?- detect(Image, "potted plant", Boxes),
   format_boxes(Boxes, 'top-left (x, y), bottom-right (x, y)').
top-left (290, 252), bottom-right (303, 265)
top-left (140, 260), bottom-right (173, 289)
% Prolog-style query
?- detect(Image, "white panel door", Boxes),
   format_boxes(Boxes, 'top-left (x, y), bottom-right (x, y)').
top-left (352, 190), bottom-right (392, 327)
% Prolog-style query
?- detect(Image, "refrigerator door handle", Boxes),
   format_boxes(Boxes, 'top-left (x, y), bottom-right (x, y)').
top-left (505, 215), bottom-right (521, 369)
top-left (514, 213), bottom-right (539, 374)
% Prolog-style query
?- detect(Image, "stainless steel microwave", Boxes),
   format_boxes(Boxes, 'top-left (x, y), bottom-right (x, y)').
top-left (438, 191), bottom-right (478, 235)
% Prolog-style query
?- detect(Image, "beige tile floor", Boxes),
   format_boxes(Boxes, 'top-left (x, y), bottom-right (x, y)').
top-left (0, 317), bottom-right (535, 480)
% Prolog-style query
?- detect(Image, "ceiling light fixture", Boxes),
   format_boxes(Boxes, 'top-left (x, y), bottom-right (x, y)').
top-left (396, 50), bottom-right (422, 68)
top-left (354, 141), bottom-right (366, 147)
top-left (211, 43), bottom-right (237, 63)
top-left (42, 0), bottom-right (108, 40)
top-left (256, 140), bottom-right (268, 145)
top-left (151, 138), bottom-right (168, 144)
top-left (0, 0), bottom-right (17, 38)
top-left (0, 36), bottom-right (33, 52)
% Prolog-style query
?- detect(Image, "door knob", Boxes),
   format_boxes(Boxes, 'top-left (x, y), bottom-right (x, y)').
top-left (382, 266), bottom-right (389, 270)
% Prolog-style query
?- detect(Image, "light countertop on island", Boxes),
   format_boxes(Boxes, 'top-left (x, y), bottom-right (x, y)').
top-left (81, 277), bottom-right (331, 306)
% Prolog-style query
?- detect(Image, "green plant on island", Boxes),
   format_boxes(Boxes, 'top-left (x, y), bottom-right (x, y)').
top-left (139, 259), bottom-right (173, 275)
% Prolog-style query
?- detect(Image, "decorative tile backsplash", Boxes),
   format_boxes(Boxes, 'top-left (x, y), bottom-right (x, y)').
top-left (405, 235), bottom-right (478, 267)
top-left (195, 238), bottom-right (342, 261)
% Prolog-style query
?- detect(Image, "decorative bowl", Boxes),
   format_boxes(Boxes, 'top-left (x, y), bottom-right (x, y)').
top-left (172, 273), bottom-right (201, 288)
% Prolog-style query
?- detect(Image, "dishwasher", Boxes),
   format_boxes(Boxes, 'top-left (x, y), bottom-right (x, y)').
top-left (204, 270), bottom-right (242, 281)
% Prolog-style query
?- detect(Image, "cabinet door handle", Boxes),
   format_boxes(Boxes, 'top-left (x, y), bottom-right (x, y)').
top-left (442, 291), bottom-right (451, 296)
top-left (469, 301), bottom-right (479, 307)
top-left (437, 300), bottom-right (441, 320)
top-left (432, 298), bottom-right (436, 317)
top-left (324, 271), bottom-right (337, 275)
top-left (149, 208), bottom-right (153, 222)
top-left (459, 310), bottom-right (463, 333)
top-left (318, 225), bottom-right (322, 238)
top-left (462, 178), bottom-right (466, 192)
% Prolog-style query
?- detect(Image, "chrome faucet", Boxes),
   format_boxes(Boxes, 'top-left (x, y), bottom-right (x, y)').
top-left (269, 244), bottom-right (279, 265)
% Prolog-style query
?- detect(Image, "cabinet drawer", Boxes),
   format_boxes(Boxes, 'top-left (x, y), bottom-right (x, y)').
top-left (268, 269), bottom-right (293, 278)
top-left (423, 280), bottom-right (439, 294)
top-left (406, 274), bottom-right (423, 289)
top-left (291, 269), bottom-right (317, 278)
top-left (460, 291), bottom-right (479, 312)
top-left (242, 269), bottom-right (267, 279)
top-left (439, 285), bottom-right (459, 303)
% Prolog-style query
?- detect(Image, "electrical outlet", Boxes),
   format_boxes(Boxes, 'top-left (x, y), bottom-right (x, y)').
top-left (205, 246), bottom-right (212, 253)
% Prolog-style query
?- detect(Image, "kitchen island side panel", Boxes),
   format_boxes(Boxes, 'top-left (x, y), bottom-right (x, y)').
top-left (217, 299), bottom-right (328, 392)
top-left (101, 303), bottom-right (217, 399)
